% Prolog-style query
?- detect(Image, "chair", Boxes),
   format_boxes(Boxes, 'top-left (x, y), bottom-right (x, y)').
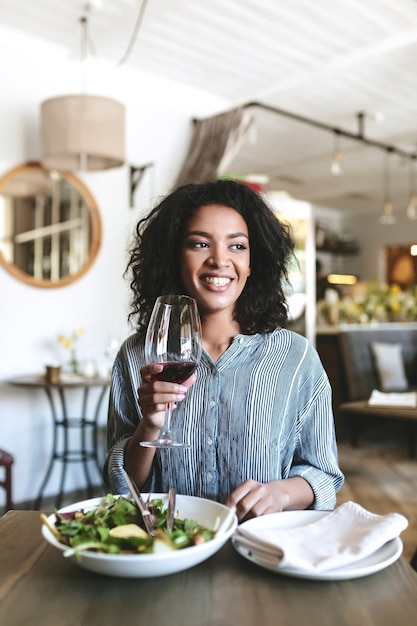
top-left (0, 449), bottom-right (14, 512)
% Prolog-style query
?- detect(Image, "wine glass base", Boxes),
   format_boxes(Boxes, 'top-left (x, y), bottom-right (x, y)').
top-left (140, 439), bottom-right (190, 449)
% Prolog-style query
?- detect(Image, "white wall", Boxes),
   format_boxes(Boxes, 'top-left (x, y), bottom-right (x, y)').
top-left (0, 26), bottom-right (228, 507)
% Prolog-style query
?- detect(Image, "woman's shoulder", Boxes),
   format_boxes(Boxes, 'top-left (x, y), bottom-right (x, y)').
top-left (121, 332), bottom-right (143, 349)
top-left (266, 327), bottom-right (309, 347)
top-left (115, 332), bottom-right (144, 364)
top-left (111, 332), bottom-right (144, 385)
top-left (262, 328), bottom-right (320, 362)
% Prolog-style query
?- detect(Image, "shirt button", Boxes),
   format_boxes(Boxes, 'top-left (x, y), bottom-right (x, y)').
top-left (209, 399), bottom-right (215, 408)
top-left (207, 437), bottom-right (213, 446)
top-left (207, 472), bottom-right (213, 481)
top-left (238, 337), bottom-right (244, 344)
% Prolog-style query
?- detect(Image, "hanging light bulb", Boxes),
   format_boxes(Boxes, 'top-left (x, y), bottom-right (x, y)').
top-left (379, 201), bottom-right (396, 224)
top-left (379, 149), bottom-right (396, 225)
top-left (407, 198), bottom-right (417, 220)
top-left (406, 156), bottom-right (417, 220)
top-left (330, 132), bottom-right (343, 176)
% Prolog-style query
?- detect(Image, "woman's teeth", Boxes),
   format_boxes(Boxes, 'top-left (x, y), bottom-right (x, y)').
top-left (204, 277), bottom-right (231, 286)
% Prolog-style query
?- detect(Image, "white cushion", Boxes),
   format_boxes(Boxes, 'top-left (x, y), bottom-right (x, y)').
top-left (370, 342), bottom-right (409, 392)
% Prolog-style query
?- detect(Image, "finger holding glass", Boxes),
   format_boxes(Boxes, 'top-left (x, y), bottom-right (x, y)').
top-left (138, 363), bottom-right (194, 425)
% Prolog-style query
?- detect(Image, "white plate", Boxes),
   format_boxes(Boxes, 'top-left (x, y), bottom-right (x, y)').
top-left (42, 494), bottom-right (237, 578)
top-left (232, 510), bottom-right (403, 581)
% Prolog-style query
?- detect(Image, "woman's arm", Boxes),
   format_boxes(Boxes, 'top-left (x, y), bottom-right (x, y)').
top-left (104, 347), bottom-right (196, 491)
top-left (124, 363), bottom-right (195, 487)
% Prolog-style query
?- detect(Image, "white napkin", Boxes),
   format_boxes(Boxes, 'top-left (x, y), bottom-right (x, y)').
top-left (233, 501), bottom-right (408, 572)
top-left (368, 389), bottom-right (417, 408)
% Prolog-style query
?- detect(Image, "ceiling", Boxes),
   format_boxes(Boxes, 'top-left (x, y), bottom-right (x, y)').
top-left (1, 0), bottom-right (417, 217)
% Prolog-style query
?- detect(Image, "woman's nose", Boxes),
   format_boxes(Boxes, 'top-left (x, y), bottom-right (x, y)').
top-left (207, 246), bottom-right (229, 267)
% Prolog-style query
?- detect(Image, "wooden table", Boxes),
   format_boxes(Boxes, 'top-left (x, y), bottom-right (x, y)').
top-left (1, 510), bottom-right (417, 626)
top-left (9, 375), bottom-right (110, 509)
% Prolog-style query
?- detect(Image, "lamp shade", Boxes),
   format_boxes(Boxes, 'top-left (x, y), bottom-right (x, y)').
top-left (41, 94), bottom-right (125, 171)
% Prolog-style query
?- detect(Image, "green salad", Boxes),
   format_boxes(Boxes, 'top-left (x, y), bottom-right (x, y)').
top-left (41, 494), bottom-right (219, 557)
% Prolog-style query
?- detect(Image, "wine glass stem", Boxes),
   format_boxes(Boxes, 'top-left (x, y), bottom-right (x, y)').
top-left (167, 447), bottom-right (173, 488)
top-left (160, 402), bottom-right (173, 440)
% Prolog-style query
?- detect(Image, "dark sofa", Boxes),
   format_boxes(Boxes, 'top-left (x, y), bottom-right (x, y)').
top-left (337, 323), bottom-right (417, 456)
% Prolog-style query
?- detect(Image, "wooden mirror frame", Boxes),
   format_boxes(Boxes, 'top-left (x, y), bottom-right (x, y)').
top-left (0, 162), bottom-right (102, 288)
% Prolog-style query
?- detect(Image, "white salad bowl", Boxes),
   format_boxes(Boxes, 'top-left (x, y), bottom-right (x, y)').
top-left (41, 494), bottom-right (237, 578)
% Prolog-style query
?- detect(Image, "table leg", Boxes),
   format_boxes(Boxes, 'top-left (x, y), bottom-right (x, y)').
top-left (80, 388), bottom-right (94, 498)
top-left (408, 423), bottom-right (416, 458)
top-left (56, 387), bottom-right (71, 509)
top-left (34, 387), bottom-right (59, 509)
top-left (93, 386), bottom-right (109, 476)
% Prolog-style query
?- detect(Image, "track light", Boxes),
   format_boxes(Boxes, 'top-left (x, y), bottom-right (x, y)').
top-left (407, 196), bottom-right (417, 220)
top-left (406, 157), bottom-right (417, 220)
top-left (379, 202), bottom-right (396, 225)
top-left (330, 132), bottom-right (343, 176)
top-left (379, 149), bottom-right (396, 225)
top-left (238, 103), bottom-right (417, 223)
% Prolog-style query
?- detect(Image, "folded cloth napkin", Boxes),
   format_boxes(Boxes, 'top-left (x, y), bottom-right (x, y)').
top-left (233, 501), bottom-right (408, 572)
top-left (368, 389), bottom-right (417, 408)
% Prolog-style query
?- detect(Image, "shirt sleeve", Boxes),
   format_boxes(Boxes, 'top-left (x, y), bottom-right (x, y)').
top-left (287, 346), bottom-right (344, 510)
top-left (102, 354), bottom-right (134, 493)
top-left (102, 340), bottom-right (162, 494)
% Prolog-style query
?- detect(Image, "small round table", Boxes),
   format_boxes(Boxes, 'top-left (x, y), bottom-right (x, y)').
top-left (9, 374), bottom-right (110, 509)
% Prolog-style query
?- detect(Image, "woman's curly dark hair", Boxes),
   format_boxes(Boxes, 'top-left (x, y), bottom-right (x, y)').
top-left (125, 179), bottom-right (295, 336)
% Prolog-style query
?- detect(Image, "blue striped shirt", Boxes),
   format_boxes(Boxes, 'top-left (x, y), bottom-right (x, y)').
top-left (104, 328), bottom-right (344, 509)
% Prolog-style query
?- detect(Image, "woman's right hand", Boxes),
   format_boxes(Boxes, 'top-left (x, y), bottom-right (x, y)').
top-left (125, 363), bottom-right (196, 485)
top-left (138, 363), bottom-right (196, 428)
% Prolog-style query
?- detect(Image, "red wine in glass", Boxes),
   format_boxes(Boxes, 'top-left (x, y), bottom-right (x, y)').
top-left (149, 361), bottom-right (198, 384)
top-left (140, 294), bottom-right (202, 448)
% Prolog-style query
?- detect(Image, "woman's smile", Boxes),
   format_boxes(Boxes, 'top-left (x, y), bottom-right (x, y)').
top-left (201, 275), bottom-right (232, 288)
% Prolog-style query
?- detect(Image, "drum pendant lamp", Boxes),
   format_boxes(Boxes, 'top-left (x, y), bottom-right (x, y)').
top-left (40, 94), bottom-right (125, 171)
top-left (40, 14), bottom-right (126, 172)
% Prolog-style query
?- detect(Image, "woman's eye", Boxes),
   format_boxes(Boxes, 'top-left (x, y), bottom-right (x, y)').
top-left (190, 240), bottom-right (208, 249)
top-left (231, 243), bottom-right (247, 250)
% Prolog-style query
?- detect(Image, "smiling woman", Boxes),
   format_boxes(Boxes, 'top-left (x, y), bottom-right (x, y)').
top-left (0, 161), bottom-right (102, 288)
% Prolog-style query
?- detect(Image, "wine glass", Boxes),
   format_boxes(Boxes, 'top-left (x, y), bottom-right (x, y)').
top-left (140, 294), bottom-right (202, 448)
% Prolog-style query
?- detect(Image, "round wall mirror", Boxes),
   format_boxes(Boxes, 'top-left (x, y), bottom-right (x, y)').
top-left (0, 162), bottom-right (101, 288)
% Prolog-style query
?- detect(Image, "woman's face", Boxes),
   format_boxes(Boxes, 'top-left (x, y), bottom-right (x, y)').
top-left (179, 204), bottom-right (251, 317)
